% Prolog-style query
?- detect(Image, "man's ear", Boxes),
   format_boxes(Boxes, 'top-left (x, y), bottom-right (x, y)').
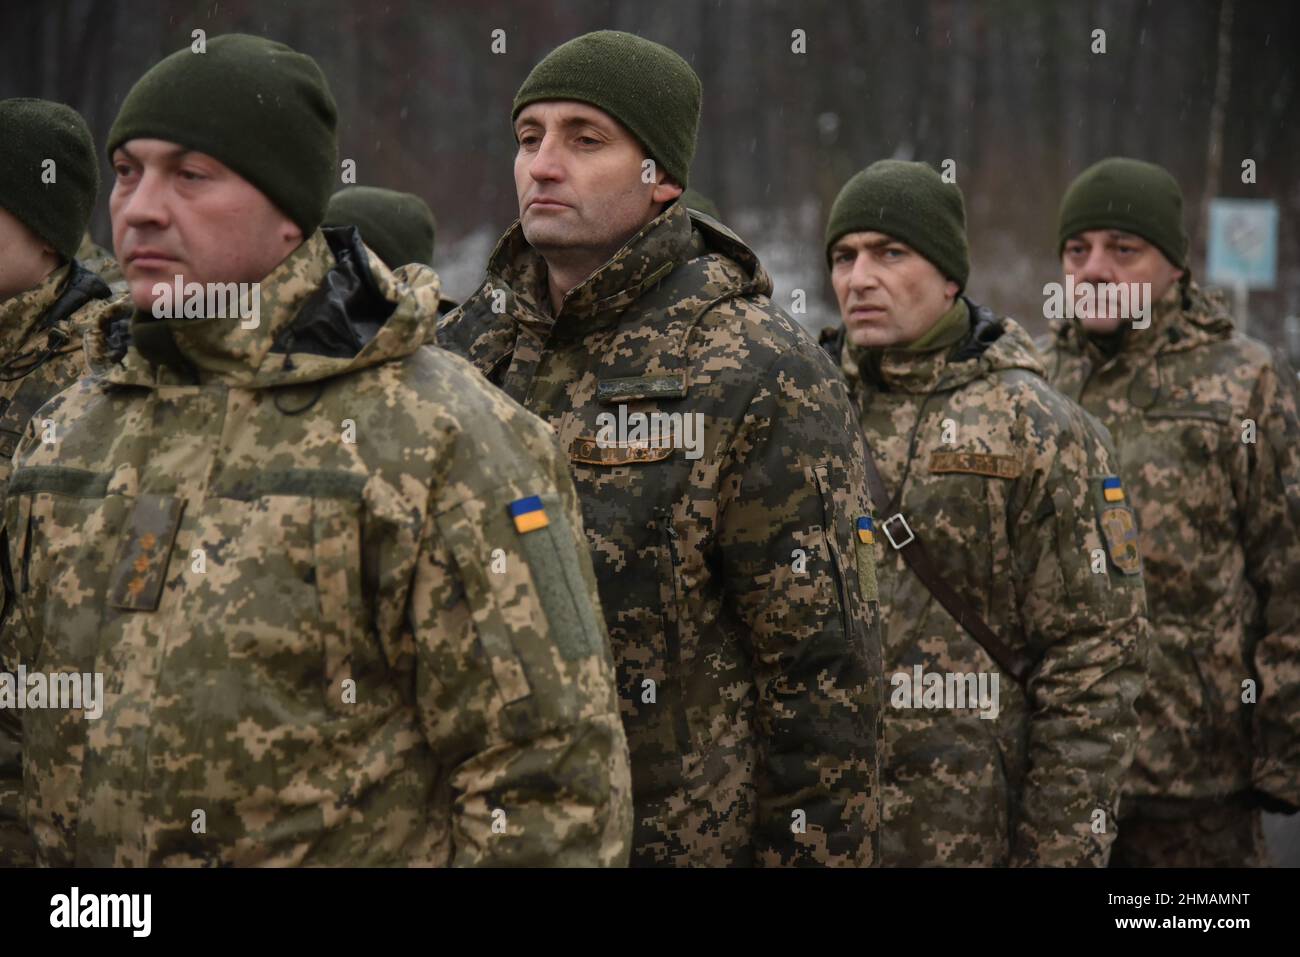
top-left (652, 175), bottom-right (683, 204)
top-left (944, 279), bottom-right (960, 303)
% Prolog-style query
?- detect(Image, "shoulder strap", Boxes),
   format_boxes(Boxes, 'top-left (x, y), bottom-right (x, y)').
top-left (861, 435), bottom-right (1033, 686)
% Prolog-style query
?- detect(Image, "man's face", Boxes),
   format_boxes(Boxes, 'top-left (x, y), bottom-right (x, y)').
top-left (513, 101), bottom-right (681, 260)
top-left (1061, 229), bottom-right (1184, 333)
top-left (110, 139), bottom-right (303, 313)
top-left (0, 206), bottom-right (58, 302)
top-left (830, 231), bottom-right (959, 349)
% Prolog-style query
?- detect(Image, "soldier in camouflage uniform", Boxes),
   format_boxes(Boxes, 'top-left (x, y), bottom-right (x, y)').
top-left (439, 31), bottom-right (883, 867)
top-left (0, 98), bottom-right (118, 868)
top-left (1039, 157), bottom-right (1300, 866)
top-left (0, 100), bottom-right (115, 502)
top-left (0, 34), bottom-right (631, 867)
top-left (820, 160), bottom-right (1148, 866)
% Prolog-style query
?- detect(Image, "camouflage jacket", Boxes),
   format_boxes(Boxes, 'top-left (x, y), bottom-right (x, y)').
top-left (0, 226), bottom-right (632, 866)
top-left (74, 233), bottom-right (127, 295)
top-left (1039, 281), bottom-right (1300, 811)
top-left (0, 262), bottom-right (112, 501)
top-left (438, 202), bottom-right (883, 867)
top-left (824, 303), bottom-right (1148, 866)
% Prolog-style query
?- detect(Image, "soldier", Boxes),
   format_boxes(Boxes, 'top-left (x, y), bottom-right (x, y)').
top-left (323, 186), bottom-right (456, 324)
top-left (0, 34), bottom-right (632, 867)
top-left (1039, 157), bottom-right (1300, 867)
top-left (0, 99), bottom-right (115, 501)
top-left (819, 160), bottom-right (1148, 866)
top-left (439, 30), bottom-right (883, 868)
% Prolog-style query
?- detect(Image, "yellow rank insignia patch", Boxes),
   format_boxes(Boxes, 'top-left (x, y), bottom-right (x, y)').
top-left (509, 495), bottom-right (549, 534)
top-left (1096, 478), bottom-right (1141, 576)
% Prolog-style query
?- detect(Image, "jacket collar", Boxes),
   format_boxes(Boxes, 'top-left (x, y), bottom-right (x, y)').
top-left (0, 264), bottom-right (71, 361)
top-left (483, 200), bottom-right (695, 339)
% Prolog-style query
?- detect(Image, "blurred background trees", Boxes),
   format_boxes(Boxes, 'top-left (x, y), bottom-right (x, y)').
top-left (3, 0), bottom-right (1296, 346)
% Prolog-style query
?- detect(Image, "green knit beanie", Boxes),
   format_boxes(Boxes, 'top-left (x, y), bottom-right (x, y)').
top-left (324, 186), bottom-right (436, 268)
top-left (0, 98), bottom-right (99, 261)
top-left (1057, 157), bottom-right (1188, 268)
top-left (512, 30), bottom-right (701, 188)
top-left (825, 160), bottom-right (970, 289)
top-left (107, 33), bottom-right (338, 235)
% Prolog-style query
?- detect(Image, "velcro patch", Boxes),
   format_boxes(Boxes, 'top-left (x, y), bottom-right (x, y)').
top-left (569, 435), bottom-right (674, 466)
top-left (1098, 504), bottom-right (1142, 576)
top-left (108, 494), bottom-right (186, 611)
top-left (929, 451), bottom-right (1022, 479)
top-left (508, 495), bottom-right (549, 533)
top-left (596, 374), bottom-right (688, 404)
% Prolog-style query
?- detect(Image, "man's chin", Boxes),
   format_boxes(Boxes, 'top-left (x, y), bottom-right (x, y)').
top-left (1079, 314), bottom-right (1126, 335)
top-left (845, 322), bottom-right (901, 350)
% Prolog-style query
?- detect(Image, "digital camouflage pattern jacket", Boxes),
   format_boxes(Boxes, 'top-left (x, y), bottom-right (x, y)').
top-left (0, 261), bottom-right (112, 501)
top-left (439, 201), bottom-right (883, 867)
top-left (0, 227), bottom-right (632, 867)
top-left (1039, 280), bottom-right (1300, 813)
top-left (824, 302), bottom-right (1148, 866)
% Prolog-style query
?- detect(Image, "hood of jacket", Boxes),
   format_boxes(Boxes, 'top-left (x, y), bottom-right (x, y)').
top-left (83, 226), bottom-right (440, 389)
top-left (473, 200), bottom-right (773, 341)
top-left (830, 298), bottom-right (1046, 397)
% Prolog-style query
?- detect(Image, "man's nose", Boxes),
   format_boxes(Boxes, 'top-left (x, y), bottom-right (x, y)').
top-left (528, 132), bottom-right (565, 183)
top-left (850, 253), bottom-right (880, 292)
top-left (1074, 247), bottom-right (1116, 285)
top-left (117, 168), bottom-right (170, 230)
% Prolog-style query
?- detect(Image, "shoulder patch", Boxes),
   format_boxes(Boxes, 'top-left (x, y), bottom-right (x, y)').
top-left (1093, 477), bottom-right (1142, 576)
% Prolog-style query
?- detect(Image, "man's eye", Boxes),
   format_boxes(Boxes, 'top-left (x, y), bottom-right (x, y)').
top-left (882, 248), bottom-right (905, 259)
top-left (1065, 245), bottom-right (1086, 257)
top-left (178, 169), bottom-right (207, 181)
top-left (518, 134), bottom-right (539, 148)
top-left (576, 136), bottom-right (600, 146)
top-left (113, 164), bottom-right (135, 178)
top-left (1116, 245), bottom-right (1137, 255)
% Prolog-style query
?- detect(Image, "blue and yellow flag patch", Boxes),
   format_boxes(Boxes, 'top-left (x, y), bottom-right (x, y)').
top-left (1102, 476), bottom-right (1125, 503)
top-left (857, 515), bottom-right (875, 545)
top-left (509, 495), bottom-right (549, 534)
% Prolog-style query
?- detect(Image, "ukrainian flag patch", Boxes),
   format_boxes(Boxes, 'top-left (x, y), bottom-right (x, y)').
top-left (1102, 476), bottom-right (1125, 502)
top-left (857, 515), bottom-right (875, 544)
top-left (509, 495), bottom-right (549, 533)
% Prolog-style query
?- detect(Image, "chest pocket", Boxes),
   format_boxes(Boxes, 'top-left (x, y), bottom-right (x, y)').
top-left (209, 468), bottom-right (380, 715)
top-left (5, 466), bottom-right (126, 666)
top-left (1137, 402), bottom-right (1235, 550)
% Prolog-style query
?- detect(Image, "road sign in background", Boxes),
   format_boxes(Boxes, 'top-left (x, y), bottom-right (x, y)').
top-left (1208, 198), bottom-right (1279, 290)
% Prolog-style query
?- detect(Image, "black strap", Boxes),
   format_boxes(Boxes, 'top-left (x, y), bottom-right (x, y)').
top-left (861, 435), bottom-right (1033, 686)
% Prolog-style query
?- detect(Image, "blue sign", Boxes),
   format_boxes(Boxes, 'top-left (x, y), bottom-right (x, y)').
top-left (1208, 199), bottom-right (1278, 290)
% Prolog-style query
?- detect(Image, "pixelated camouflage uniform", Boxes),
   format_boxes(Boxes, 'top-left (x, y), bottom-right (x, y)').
top-left (0, 226), bottom-right (632, 866)
top-left (0, 260), bottom-right (113, 866)
top-left (74, 232), bottom-right (126, 294)
top-left (1039, 279), bottom-right (1300, 865)
top-left (823, 300), bottom-right (1148, 866)
top-left (439, 201), bottom-right (884, 867)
